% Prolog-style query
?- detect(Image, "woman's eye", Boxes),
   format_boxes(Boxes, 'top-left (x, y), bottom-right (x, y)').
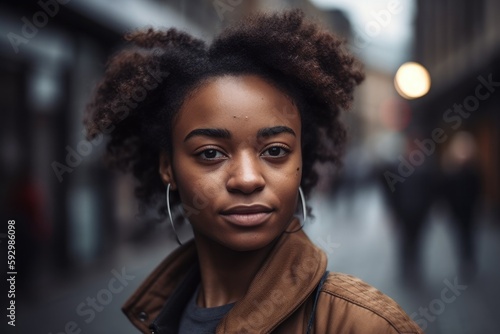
top-left (262, 146), bottom-right (289, 157)
top-left (199, 149), bottom-right (225, 160)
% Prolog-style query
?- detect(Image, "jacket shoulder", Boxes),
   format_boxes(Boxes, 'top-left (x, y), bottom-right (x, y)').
top-left (318, 272), bottom-right (423, 334)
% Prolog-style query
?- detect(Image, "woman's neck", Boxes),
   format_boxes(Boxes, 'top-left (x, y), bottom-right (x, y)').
top-left (193, 232), bottom-right (276, 308)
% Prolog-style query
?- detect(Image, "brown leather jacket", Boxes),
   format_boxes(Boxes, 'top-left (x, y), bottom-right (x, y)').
top-left (123, 220), bottom-right (423, 333)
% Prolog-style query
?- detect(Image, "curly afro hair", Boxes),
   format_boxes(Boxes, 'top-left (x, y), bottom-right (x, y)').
top-left (84, 9), bottom-right (364, 217)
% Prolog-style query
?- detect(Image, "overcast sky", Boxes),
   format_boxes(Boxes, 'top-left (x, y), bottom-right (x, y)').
top-left (311, 0), bottom-right (416, 73)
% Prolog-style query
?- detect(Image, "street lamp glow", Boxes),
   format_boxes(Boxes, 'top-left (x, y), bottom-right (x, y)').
top-left (394, 62), bottom-right (431, 99)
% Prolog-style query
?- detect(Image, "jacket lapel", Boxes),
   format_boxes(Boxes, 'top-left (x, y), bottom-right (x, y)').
top-left (122, 240), bottom-right (198, 333)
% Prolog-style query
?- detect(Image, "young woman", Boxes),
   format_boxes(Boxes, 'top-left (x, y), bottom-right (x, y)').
top-left (85, 9), bottom-right (422, 334)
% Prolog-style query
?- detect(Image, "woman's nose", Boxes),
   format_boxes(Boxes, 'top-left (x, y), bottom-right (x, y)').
top-left (226, 152), bottom-right (265, 194)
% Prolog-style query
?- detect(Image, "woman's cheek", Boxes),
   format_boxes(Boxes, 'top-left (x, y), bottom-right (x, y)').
top-left (273, 164), bottom-right (301, 185)
top-left (177, 173), bottom-right (222, 213)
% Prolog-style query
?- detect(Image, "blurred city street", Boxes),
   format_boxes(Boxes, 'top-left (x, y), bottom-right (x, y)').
top-left (16, 183), bottom-right (500, 334)
top-left (1, 1), bottom-right (499, 333)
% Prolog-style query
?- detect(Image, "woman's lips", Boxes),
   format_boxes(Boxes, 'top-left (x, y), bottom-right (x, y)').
top-left (220, 205), bottom-right (273, 227)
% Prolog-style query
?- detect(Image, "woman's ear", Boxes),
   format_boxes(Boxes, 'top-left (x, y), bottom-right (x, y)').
top-left (159, 151), bottom-right (177, 190)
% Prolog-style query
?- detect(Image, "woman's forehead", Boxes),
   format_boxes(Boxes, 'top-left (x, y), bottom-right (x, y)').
top-left (173, 75), bottom-right (301, 136)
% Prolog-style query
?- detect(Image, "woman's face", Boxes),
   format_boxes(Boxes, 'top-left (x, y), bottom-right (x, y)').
top-left (160, 75), bottom-right (302, 251)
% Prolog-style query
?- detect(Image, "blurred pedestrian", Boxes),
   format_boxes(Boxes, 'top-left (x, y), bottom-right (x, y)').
top-left (380, 133), bottom-right (439, 284)
top-left (441, 131), bottom-right (481, 280)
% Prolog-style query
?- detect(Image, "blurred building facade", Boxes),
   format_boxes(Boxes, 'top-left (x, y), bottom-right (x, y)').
top-left (411, 0), bottom-right (500, 216)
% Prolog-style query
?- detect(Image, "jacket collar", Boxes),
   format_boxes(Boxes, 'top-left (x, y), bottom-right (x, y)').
top-left (122, 218), bottom-right (327, 333)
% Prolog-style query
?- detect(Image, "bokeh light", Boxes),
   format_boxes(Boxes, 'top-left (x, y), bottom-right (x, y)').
top-left (394, 62), bottom-right (431, 99)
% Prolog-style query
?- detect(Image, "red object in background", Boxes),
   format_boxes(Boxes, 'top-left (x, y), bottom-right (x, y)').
top-left (379, 97), bottom-right (412, 131)
top-left (9, 175), bottom-right (51, 242)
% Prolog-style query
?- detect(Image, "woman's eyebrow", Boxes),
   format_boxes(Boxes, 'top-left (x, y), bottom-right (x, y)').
top-left (184, 128), bottom-right (231, 142)
top-left (257, 126), bottom-right (296, 138)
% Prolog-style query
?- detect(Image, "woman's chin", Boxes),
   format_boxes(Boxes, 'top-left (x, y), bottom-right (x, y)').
top-left (216, 234), bottom-right (281, 253)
